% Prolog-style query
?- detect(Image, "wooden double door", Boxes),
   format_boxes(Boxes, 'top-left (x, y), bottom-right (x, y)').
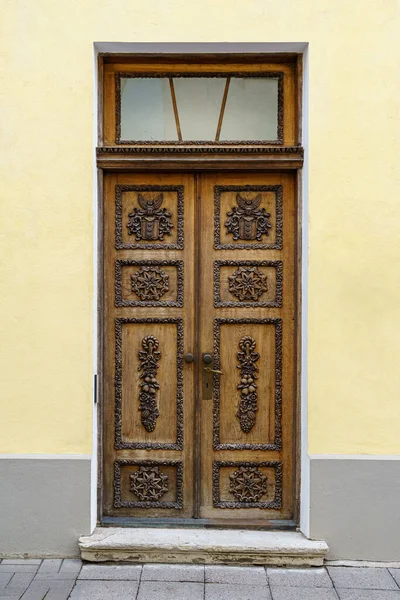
top-left (103, 171), bottom-right (297, 525)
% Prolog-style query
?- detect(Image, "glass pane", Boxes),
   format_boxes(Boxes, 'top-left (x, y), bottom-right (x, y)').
top-left (173, 78), bottom-right (226, 140)
top-left (120, 78), bottom-right (178, 141)
top-left (220, 78), bottom-right (278, 141)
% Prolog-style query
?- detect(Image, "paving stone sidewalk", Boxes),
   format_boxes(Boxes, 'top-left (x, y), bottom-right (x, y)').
top-left (1, 559), bottom-right (400, 599)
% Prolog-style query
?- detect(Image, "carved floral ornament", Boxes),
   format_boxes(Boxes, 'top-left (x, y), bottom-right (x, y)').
top-left (228, 266), bottom-right (268, 301)
top-left (236, 336), bottom-right (259, 433)
top-left (131, 266), bottom-right (169, 301)
top-left (225, 192), bottom-right (272, 241)
top-left (127, 193), bottom-right (173, 241)
top-left (229, 466), bottom-right (268, 503)
top-left (129, 466), bottom-right (168, 501)
top-left (138, 336), bottom-right (161, 432)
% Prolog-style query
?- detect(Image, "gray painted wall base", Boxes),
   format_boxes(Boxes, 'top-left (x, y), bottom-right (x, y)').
top-left (0, 459), bottom-right (91, 557)
top-left (79, 527), bottom-right (328, 566)
top-left (310, 457), bottom-right (400, 561)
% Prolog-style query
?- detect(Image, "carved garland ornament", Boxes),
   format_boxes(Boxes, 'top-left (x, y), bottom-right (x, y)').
top-left (228, 266), bottom-right (268, 301)
top-left (115, 318), bottom-right (184, 451)
top-left (127, 193), bottom-right (173, 241)
top-left (225, 192), bottom-right (272, 241)
top-left (129, 466), bottom-right (168, 501)
top-left (131, 266), bottom-right (169, 301)
top-left (138, 336), bottom-right (161, 432)
top-left (236, 336), bottom-right (260, 433)
top-left (213, 318), bottom-right (282, 451)
top-left (229, 466), bottom-right (268, 502)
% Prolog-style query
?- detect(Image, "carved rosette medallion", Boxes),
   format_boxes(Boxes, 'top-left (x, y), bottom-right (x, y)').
top-left (138, 336), bottom-right (161, 432)
top-left (236, 336), bottom-right (259, 433)
top-left (131, 267), bottom-right (169, 301)
top-left (229, 466), bottom-right (268, 503)
top-left (127, 193), bottom-right (173, 241)
top-left (228, 266), bottom-right (268, 301)
top-left (225, 192), bottom-right (272, 241)
top-left (129, 466), bottom-right (168, 501)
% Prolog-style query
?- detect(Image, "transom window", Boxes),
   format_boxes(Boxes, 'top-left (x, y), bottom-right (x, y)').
top-left (117, 74), bottom-right (283, 143)
top-left (101, 58), bottom-right (298, 148)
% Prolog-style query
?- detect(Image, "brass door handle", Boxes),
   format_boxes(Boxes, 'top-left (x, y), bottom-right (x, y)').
top-left (204, 367), bottom-right (223, 375)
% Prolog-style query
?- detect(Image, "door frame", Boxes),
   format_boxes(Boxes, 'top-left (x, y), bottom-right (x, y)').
top-left (94, 49), bottom-right (307, 530)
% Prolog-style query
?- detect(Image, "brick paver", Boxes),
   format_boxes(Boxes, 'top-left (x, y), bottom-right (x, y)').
top-left (0, 558), bottom-right (400, 599)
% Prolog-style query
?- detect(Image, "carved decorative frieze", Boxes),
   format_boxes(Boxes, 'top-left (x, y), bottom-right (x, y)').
top-left (114, 459), bottom-right (183, 509)
top-left (228, 266), bottom-right (268, 301)
top-left (129, 466), bottom-right (168, 501)
top-left (115, 260), bottom-right (184, 308)
top-left (236, 336), bottom-right (259, 433)
top-left (131, 267), bottom-right (169, 301)
top-left (213, 318), bottom-right (282, 451)
top-left (214, 260), bottom-right (283, 308)
top-left (127, 193), bottom-right (173, 242)
top-left (214, 185), bottom-right (283, 250)
top-left (229, 466), bottom-right (267, 503)
top-left (138, 336), bottom-right (161, 432)
top-left (225, 193), bottom-right (272, 241)
top-left (212, 461), bottom-right (282, 509)
top-left (115, 185), bottom-right (184, 250)
top-left (114, 318), bottom-right (184, 450)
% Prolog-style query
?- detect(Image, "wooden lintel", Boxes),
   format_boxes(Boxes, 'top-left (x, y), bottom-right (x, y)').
top-left (96, 146), bottom-right (304, 171)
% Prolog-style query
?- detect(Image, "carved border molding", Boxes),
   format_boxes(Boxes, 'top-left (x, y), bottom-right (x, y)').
top-left (213, 318), bottom-right (282, 451)
top-left (115, 71), bottom-right (284, 145)
top-left (114, 318), bottom-right (184, 450)
top-left (212, 460), bottom-right (283, 509)
top-left (115, 185), bottom-right (184, 250)
top-left (214, 260), bottom-right (283, 308)
top-left (214, 185), bottom-right (283, 250)
top-left (98, 146), bottom-right (303, 156)
top-left (115, 260), bottom-right (184, 307)
top-left (114, 459), bottom-right (183, 509)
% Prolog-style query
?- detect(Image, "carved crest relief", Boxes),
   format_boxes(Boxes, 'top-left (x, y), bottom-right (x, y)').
top-left (129, 466), bottom-right (168, 501)
top-left (127, 193), bottom-right (173, 241)
top-left (131, 267), bottom-right (169, 301)
top-left (138, 336), bottom-right (161, 432)
top-left (225, 192), bottom-right (272, 241)
top-left (237, 336), bottom-right (259, 433)
top-left (228, 266), bottom-right (268, 301)
top-left (229, 466), bottom-right (268, 503)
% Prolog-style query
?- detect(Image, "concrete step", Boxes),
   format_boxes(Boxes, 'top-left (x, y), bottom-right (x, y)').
top-left (79, 527), bottom-right (328, 566)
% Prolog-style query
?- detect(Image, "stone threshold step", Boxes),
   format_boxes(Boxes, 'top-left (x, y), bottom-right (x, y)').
top-left (79, 527), bottom-right (328, 566)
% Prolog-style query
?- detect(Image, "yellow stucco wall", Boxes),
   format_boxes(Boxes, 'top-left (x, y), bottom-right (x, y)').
top-left (0, 1), bottom-right (399, 455)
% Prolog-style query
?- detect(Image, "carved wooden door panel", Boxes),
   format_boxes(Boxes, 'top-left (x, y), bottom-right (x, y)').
top-left (102, 171), bottom-right (296, 524)
top-left (103, 173), bottom-right (195, 518)
top-left (198, 172), bottom-right (296, 522)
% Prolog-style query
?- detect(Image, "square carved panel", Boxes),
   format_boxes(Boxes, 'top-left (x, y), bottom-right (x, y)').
top-left (115, 185), bottom-right (184, 250)
top-left (114, 460), bottom-right (183, 509)
top-left (213, 318), bottom-right (282, 451)
top-left (115, 260), bottom-right (184, 307)
top-left (213, 461), bottom-right (282, 509)
top-left (214, 185), bottom-right (283, 250)
top-left (214, 260), bottom-right (282, 308)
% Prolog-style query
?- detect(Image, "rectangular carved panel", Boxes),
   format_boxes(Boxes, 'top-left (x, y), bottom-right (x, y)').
top-left (213, 318), bottom-right (282, 451)
top-left (115, 185), bottom-right (184, 250)
top-left (114, 460), bottom-right (183, 509)
top-left (115, 318), bottom-right (184, 450)
top-left (214, 185), bottom-right (283, 250)
top-left (213, 461), bottom-right (282, 509)
top-left (115, 260), bottom-right (184, 307)
top-left (214, 260), bottom-right (282, 308)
